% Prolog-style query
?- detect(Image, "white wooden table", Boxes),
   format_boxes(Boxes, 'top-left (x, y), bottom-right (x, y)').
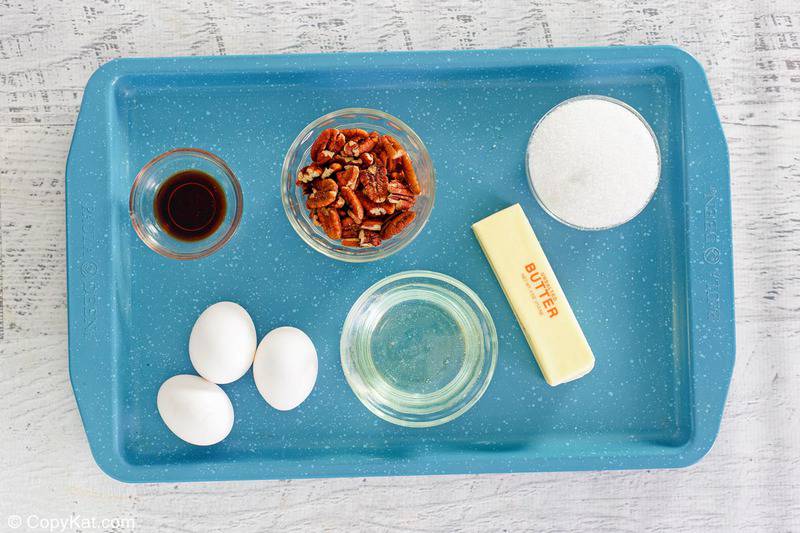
top-left (1, 1), bottom-right (798, 531)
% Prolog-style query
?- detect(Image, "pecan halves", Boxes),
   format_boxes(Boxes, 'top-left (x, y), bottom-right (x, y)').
top-left (360, 165), bottom-right (388, 203)
top-left (359, 191), bottom-right (396, 217)
top-left (297, 164), bottom-right (323, 184)
top-left (340, 128), bottom-right (368, 139)
top-left (316, 150), bottom-right (335, 164)
top-left (336, 165), bottom-right (359, 189)
top-left (358, 152), bottom-right (374, 167)
top-left (311, 128), bottom-right (337, 162)
top-left (317, 207), bottom-right (342, 239)
top-left (387, 180), bottom-right (416, 211)
top-left (306, 178), bottom-right (338, 209)
top-left (342, 140), bottom-right (359, 157)
top-left (354, 135), bottom-right (377, 157)
top-left (299, 126), bottom-right (422, 247)
top-left (328, 131), bottom-right (346, 153)
top-left (360, 219), bottom-right (383, 232)
top-left (400, 153), bottom-right (421, 194)
top-left (340, 186), bottom-right (364, 223)
top-left (376, 149), bottom-right (389, 168)
top-left (381, 211), bottom-right (416, 240)
top-left (380, 135), bottom-right (405, 160)
top-left (359, 229), bottom-right (382, 247)
top-left (341, 216), bottom-right (359, 239)
top-left (321, 162), bottom-right (342, 179)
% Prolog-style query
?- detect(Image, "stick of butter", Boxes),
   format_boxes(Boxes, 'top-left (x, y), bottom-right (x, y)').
top-left (472, 204), bottom-right (594, 386)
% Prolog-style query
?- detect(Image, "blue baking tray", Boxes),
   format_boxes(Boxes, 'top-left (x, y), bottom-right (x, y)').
top-left (65, 47), bottom-right (734, 482)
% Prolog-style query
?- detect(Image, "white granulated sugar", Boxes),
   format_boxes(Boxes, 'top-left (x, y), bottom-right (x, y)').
top-left (527, 97), bottom-right (660, 230)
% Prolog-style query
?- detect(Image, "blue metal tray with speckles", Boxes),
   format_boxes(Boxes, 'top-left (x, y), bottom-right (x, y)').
top-left (66, 47), bottom-right (734, 482)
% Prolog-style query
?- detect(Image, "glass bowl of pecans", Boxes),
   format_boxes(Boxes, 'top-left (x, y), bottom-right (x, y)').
top-left (281, 108), bottom-right (435, 262)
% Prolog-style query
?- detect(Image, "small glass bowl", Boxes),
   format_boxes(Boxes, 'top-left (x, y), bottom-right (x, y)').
top-left (129, 148), bottom-right (243, 260)
top-left (525, 95), bottom-right (661, 231)
top-left (281, 108), bottom-right (435, 263)
top-left (341, 271), bottom-right (498, 428)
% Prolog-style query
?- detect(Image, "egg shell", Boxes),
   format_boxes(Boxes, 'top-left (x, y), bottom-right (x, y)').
top-left (253, 326), bottom-right (318, 411)
top-left (156, 374), bottom-right (234, 446)
top-left (189, 301), bottom-right (257, 384)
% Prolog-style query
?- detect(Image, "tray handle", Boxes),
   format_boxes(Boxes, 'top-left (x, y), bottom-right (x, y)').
top-left (672, 47), bottom-right (735, 465)
top-left (66, 59), bottom-right (132, 480)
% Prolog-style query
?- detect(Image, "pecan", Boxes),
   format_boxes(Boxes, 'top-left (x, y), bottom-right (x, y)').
top-left (340, 186), bottom-right (364, 223)
top-left (382, 211), bottom-right (416, 239)
top-left (297, 164), bottom-right (323, 183)
top-left (360, 219), bottom-right (383, 232)
top-left (341, 238), bottom-right (360, 247)
top-left (336, 165), bottom-right (359, 189)
top-left (316, 150), bottom-right (334, 164)
top-left (359, 192), bottom-right (395, 217)
top-left (341, 216), bottom-right (359, 239)
top-left (388, 180), bottom-right (412, 195)
top-left (311, 129), bottom-right (336, 162)
top-left (376, 149), bottom-right (389, 168)
top-left (333, 153), bottom-right (358, 165)
top-left (380, 135), bottom-right (405, 160)
top-left (390, 196), bottom-right (414, 211)
top-left (321, 162), bottom-right (342, 179)
top-left (360, 165), bottom-right (388, 203)
top-left (358, 152), bottom-right (374, 167)
top-left (359, 229), bottom-right (382, 247)
top-left (401, 153), bottom-right (421, 194)
top-left (341, 128), bottom-right (368, 139)
top-left (388, 180), bottom-right (416, 211)
top-left (342, 140), bottom-right (359, 157)
top-left (333, 195), bottom-right (346, 209)
top-left (354, 136), bottom-right (377, 156)
top-left (306, 178), bottom-right (338, 209)
top-left (328, 132), bottom-right (346, 153)
top-left (317, 207), bottom-right (342, 239)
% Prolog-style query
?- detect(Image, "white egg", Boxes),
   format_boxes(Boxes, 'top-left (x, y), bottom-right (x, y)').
top-left (253, 326), bottom-right (318, 411)
top-left (156, 374), bottom-right (234, 446)
top-left (189, 301), bottom-right (257, 384)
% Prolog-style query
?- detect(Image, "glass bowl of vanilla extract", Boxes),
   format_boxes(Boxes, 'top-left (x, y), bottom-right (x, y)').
top-left (129, 148), bottom-right (243, 260)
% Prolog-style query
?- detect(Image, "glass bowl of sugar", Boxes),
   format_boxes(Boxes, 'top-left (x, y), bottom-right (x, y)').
top-left (526, 95), bottom-right (661, 231)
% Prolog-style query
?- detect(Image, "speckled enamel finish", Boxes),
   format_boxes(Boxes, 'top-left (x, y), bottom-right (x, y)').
top-left (65, 46), bottom-right (734, 483)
